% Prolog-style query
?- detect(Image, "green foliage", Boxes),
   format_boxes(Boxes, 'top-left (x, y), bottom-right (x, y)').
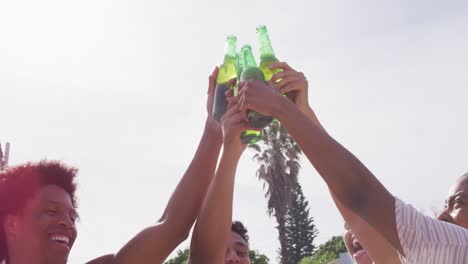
top-left (249, 250), bottom-right (270, 264)
top-left (301, 236), bottom-right (347, 264)
top-left (298, 257), bottom-right (313, 264)
top-left (309, 251), bottom-right (338, 264)
top-left (284, 183), bottom-right (318, 264)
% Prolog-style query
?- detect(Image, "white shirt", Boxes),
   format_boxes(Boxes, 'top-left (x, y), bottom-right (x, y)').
top-left (395, 198), bottom-right (468, 263)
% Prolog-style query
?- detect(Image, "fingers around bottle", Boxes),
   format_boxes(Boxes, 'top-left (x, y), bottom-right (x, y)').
top-left (269, 61), bottom-right (293, 71)
top-left (279, 81), bottom-right (303, 94)
top-left (226, 96), bottom-right (239, 110)
top-left (276, 74), bottom-right (303, 89)
top-left (227, 113), bottom-right (257, 133)
top-left (270, 71), bottom-right (289, 83)
top-left (228, 77), bottom-right (237, 87)
top-left (237, 81), bottom-right (248, 93)
top-left (222, 103), bottom-right (241, 122)
top-left (225, 88), bottom-right (234, 98)
top-left (239, 96), bottom-right (250, 122)
top-left (225, 112), bottom-right (245, 127)
top-left (236, 95), bottom-right (248, 122)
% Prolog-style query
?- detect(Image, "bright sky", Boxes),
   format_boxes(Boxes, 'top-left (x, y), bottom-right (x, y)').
top-left (1, 0), bottom-right (468, 263)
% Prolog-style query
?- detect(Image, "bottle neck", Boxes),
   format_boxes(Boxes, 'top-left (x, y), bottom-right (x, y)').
top-left (242, 48), bottom-right (257, 69)
top-left (224, 36), bottom-right (237, 64)
top-left (258, 30), bottom-right (276, 61)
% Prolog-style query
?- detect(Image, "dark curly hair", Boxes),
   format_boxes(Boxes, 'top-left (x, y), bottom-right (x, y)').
top-left (0, 160), bottom-right (78, 262)
top-left (231, 221), bottom-right (249, 247)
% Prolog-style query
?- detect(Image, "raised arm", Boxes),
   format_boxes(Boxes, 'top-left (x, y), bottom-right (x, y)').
top-left (87, 68), bottom-right (223, 264)
top-left (189, 95), bottom-right (251, 263)
top-left (237, 67), bottom-right (405, 256)
top-left (269, 62), bottom-right (400, 263)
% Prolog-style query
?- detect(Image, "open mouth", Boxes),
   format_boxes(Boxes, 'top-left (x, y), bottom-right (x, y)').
top-left (49, 234), bottom-right (71, 250)
top-left (352, 239), bottom-right (367, 259)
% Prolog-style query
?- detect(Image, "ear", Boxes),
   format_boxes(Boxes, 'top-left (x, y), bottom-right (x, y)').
top-left (3, 214), bottom-right (19, 237)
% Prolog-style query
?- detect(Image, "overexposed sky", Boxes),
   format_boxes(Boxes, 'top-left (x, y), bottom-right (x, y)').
top-left (1, 1), bottom-right (468, 263)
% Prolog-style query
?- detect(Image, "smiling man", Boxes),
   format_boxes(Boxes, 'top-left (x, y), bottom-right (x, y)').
top-left (0, 67), bottom-right (226, 264)
top-left (0, 161), bottom-right (79, 264)
top-left (343, 224), bottom-right (372, 264)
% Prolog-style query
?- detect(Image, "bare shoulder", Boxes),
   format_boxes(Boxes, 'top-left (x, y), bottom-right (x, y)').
top-left (84, 254), bottom-right (115, 264)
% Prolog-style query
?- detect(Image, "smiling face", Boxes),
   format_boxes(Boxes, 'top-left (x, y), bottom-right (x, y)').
top-left (343, 225), bottom-right (372, 264)
top-left (7, 185), bottom-right (78, 264)
top-left (438, 174), bottom-right (468, 229)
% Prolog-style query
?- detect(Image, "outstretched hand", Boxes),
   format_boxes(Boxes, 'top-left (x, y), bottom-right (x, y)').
top-left (236, 80), bottom-right (284, 121)
top-left (268, 61), bottom-right (310, 111)
top-left (220, 94), bottom-right (252, 155)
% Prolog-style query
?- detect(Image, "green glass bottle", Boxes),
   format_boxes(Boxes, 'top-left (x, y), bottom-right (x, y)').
top-left (236, 51), bottom-right (244, 80)
top-left (239, 45), bottom-right (273, 144)
top-left (240, 45), bottom-right (274, 128)
top-left (212, 35), bottom-right (238, 122)
top-left (233, 50), bottom-right (243, 96)
top-left (257, 25), bottom-right (282, 82)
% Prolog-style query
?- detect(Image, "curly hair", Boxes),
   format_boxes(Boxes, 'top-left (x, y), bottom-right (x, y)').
top-left (231, 221), bottom-right (249, 247)
top-left (0, 160), bottom-right (78, 262)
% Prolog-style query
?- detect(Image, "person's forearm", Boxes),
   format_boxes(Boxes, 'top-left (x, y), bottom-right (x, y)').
top-left (159, 123), bottom-right (222, 238)
top-left (189, 147), bottom-right (242, 263)
top-left (299, 105), bottom-right (326, 132)
top-left (299, 104), bottom-right (399, 262)
top-left (331, 192), bottom-right (400, 264)
top-left (273, 98), bottom-right (402, 252)
top-left (275, 100), bottom-right (381, 210)
top-left (108, 124), bottom-right (223, 264)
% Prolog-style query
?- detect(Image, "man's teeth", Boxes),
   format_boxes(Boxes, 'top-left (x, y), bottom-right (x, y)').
top-left (51, 235), bottom-right (70, 245)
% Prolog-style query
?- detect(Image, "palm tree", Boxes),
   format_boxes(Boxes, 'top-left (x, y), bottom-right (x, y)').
top-left (249, 121), bottom-right (302, 263)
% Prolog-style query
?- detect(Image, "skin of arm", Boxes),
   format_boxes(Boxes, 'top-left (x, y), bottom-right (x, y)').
top-left (237, 67), bottom-right (405, 256)
top-left (189, 95), bottom-right (251, 263)
top-left (86, 68), bottom-right (223, 264)
top-left (268, 62), bottom-right (400, 263)
top-left (331, 193), bottom-right (400, 264)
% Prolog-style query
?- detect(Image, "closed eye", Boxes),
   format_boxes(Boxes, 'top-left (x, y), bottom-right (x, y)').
top-left (47, 210), bottom-right (57, 216)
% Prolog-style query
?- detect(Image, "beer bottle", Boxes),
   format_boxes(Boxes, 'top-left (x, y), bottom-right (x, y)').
top-left (212, 35), bottom-right (238, 122)
top-left (239, 45), bottom-right (273, 144)
top-left (257, 25), bottom-right (282, 82)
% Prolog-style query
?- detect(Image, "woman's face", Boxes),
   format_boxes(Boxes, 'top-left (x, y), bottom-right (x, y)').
top-left (6, 185), bottom-right (78, 264)
top-left (343, 225), bottom-right (373, 264)
top-left (438, 175), bottom-right (468, 229)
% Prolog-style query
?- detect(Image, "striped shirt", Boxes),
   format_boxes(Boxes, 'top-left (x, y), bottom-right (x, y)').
top-left (395, 198), bottom-right (468, 263)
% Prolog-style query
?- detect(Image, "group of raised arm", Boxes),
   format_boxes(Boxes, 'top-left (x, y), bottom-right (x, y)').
top-left (99, 62), bottom-right (468, 264)
top-left (231, 63), bottom-right (468, 263)
top-left (190, 60), bottom-right (468, 264)
top-left (86, 68), bottom-right (226, 263)
top-left (2, 61), bottom-right (467, 264)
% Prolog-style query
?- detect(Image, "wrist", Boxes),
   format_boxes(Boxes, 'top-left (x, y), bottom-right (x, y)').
top-left (222, 141), bottom-right (245, 159)
top-left (299, 104), bottom-right (314, 115)
top-left (203, 121), bottom-right (222, 144)
top-left (273, 96), bottom-right (296, 121)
